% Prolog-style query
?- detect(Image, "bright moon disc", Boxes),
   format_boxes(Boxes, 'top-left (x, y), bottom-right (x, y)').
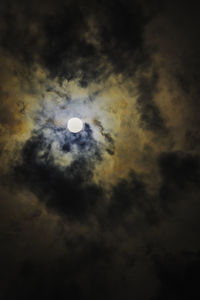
top-left (67, 117), bottom-right (83, 133)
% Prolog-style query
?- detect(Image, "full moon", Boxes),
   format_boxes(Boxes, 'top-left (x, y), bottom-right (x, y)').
top-left (67, 117), bottom-right (83, 133)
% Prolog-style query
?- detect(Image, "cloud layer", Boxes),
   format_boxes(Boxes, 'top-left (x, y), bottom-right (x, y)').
top-left (0, 0), bottom-right (200, 299)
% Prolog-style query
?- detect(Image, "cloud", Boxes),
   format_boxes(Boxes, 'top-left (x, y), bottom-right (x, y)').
top-left (0, 0), bottom-right (200, 299)
top-left (152, 251), bottom-right (200, 300)
top-left (14, 125), bottom-right (103, 218)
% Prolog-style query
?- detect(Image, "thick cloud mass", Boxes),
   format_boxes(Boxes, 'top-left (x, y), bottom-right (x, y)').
top-left (15, 123), bottom-right (103, 217)
top-left (0, 0), bottom-right (200, 299)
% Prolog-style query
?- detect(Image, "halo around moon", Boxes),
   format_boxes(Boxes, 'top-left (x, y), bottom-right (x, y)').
top-left (67, 117), bottom-right (83, 133)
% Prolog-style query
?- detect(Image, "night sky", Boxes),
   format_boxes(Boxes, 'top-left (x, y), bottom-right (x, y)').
top-left (0, 0), bottom-right (200, 299)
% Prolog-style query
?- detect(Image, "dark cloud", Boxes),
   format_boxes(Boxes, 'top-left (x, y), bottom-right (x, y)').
top-left (96, 0), bottom-right (149, 75)
top-left (108, 171), bottom-right (159, 226)
top-left (152, 251), bottom-right (200, 300)
top-left (41, 3), bottom-right (104, 85)
top-left (14, 125), bottom-right (103, 218)
top-left (3, 148), bottom-right (200, 299)
top-left (159, 152), bottom-right (200, 188)
top-left (0, 1), bottom-right (43, 65)
top-left (0, 0), bottom-right (150, 86)
top-left (137, 71), bottom-right (167, 133)
top-left (158, 152), bottom-right (200, 212)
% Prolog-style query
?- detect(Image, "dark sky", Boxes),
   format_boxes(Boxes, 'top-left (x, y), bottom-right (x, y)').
top-left (0, 0), bottom-right (200, 299)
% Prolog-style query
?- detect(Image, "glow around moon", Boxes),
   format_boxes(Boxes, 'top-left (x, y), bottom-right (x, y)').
top-left (67, 117), bottom-right (83, 133)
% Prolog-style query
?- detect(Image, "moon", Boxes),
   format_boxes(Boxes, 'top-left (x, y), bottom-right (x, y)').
top-left (67, 117), bottom-right (83, 133)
